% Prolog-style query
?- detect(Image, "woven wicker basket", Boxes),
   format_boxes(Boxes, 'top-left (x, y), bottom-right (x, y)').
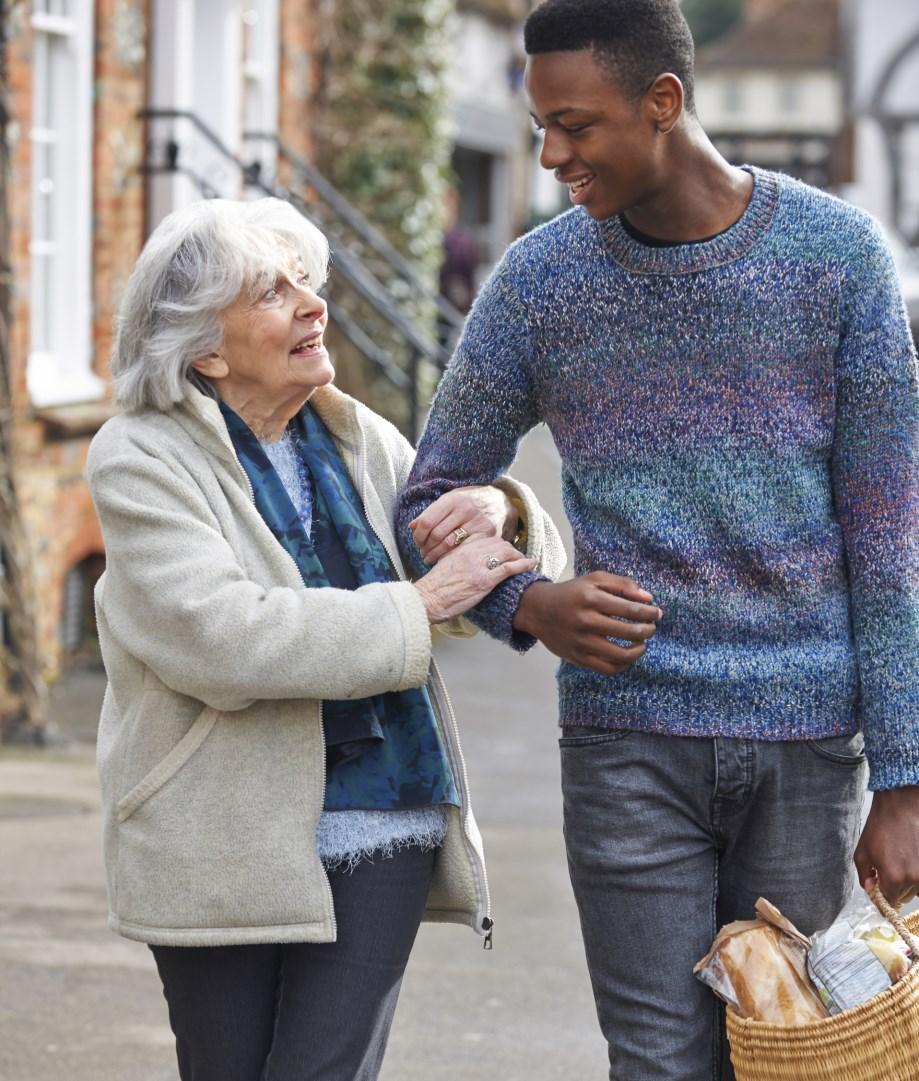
top-left (726, 898), bottom-right (919, 1081)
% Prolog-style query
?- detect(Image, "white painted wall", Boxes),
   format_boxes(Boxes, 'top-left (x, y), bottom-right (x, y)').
top-left (695, 69), bottom-right (842, 134)
top-left (845, 0), bottom-right (919, 233)
top-left (446, 11), bottom-right (519, 113)
top-left (147, 0), bottom-right (279, 230)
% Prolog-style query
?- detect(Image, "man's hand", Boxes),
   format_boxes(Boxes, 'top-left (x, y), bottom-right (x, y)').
top-left (410, 486), bottom-right (518, 565)
top-left (854, 785), bottom-right (919, 907)
top-left (513, 572), bottom-right (662, 675)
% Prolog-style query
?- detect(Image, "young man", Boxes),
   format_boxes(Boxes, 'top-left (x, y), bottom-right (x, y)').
top-left (396, 1), bottom-right (919, 1077)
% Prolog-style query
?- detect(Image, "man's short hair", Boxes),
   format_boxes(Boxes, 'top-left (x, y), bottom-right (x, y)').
top-left (524, 0), bottom-right (696, 115)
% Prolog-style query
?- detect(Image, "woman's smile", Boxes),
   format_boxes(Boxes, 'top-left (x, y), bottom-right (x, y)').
top-left (290, 330), bottom-right (326, 358)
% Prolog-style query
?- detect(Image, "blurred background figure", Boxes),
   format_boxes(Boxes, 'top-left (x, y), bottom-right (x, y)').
top-left (437, 187), bottom-right (480, 347)
top-left (440, 187), bottom-right (480, 318)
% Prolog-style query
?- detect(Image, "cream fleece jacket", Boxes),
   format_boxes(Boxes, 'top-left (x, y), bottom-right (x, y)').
top-left (86, 383), bottom-right (565, 946)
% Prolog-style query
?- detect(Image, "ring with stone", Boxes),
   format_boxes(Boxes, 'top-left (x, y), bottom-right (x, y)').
top-left (485, 554), bottom-right (502, 570)
top-left (449, 526), bottom-right (469, 546)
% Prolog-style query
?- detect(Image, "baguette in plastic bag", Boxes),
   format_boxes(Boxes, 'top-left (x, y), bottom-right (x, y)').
top-left (693, 898), bottom-right (829, 1024)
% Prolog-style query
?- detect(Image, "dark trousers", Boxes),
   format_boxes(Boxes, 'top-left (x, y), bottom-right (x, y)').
top-left (151, 844), bottom-right (436, 1081)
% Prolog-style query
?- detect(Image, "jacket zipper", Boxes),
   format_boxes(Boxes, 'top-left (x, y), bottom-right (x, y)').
top-left (316, 700), bottom-right (338, 939)
top-left (227, 439), bottom-right (338, 940)
top-left (429, 657), bottom-right (494, 948)
top-left (351, 423), bottom-right (494, 946)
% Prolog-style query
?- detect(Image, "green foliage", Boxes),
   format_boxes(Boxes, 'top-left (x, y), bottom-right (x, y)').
top-left (315, 0), bottom-right (452, 284)
top-left (313, 0), bottom-right (454, 432)
top-left (682, 0), bottom-right (742, 47)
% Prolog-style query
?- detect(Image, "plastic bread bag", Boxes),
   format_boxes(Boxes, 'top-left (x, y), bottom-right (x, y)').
top-left (807, 891), bottom-right (914, 1015)
top-left (693, 898), bottom-right (829, 1024)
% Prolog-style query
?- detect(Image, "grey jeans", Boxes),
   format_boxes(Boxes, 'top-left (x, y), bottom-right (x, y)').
top-left (559, 727), bottom-right (868, 1081)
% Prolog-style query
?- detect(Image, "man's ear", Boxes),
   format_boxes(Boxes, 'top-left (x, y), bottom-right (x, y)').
top-left (190, 352), bottom-right (230, 379)
top-left (647, 73), bottom-right (684, 135)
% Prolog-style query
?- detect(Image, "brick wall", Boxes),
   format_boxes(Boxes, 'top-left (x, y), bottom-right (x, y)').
top-left (278, 0), bottom-right (321, 178)
top-left (3, 0), bottom-right (148, 700)
top-left (6, 0), bottom-right (31, 420)
top-left (92, 0), bottom-right (150, 393)
top-left (3, 0), bottom-right (328, 707)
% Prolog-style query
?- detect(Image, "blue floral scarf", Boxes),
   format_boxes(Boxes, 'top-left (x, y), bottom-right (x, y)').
top-left (220, 400), bottom-right (458, 812)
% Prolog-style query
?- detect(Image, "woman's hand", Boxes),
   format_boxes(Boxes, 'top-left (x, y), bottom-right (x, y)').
top-left (413, 535), bottom-right (536, 623)
top-left (410, 486), bottom-right (519, 565)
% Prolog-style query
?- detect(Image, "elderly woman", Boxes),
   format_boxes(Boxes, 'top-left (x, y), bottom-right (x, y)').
top-left (87, 197), bottom-right (565, 1081)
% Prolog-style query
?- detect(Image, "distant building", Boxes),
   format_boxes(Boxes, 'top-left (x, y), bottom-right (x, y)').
top-left (447, 0), bottom-right (532, 279)
top-left (843, 0), bottom-right (919, 243)
top-left (2, 0), bottom-right (534, 719)
top-left (3, 0), bottom-right (151, 711)
top-left (694, 0), bottom-right (851, 190)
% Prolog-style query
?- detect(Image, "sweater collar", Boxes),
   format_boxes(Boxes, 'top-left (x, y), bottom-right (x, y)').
top-left (597, 166), bottom-right (779, 275)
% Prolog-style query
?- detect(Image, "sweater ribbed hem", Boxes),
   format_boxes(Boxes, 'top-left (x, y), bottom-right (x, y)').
top-left (558, 683), bottom-right (861, 744)
top-left (862, 747), bottom-right (919, 792)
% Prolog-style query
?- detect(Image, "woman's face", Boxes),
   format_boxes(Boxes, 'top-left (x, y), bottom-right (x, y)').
top-left (214, 253), bottom-right (333, 406)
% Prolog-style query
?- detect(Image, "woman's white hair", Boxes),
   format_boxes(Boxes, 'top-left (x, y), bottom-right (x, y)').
top-left (112, 197), bottom-right (330, 411)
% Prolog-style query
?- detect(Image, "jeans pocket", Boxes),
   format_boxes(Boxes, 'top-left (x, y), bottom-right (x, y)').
top-left (559, 726), bottom-right (633, 748)
top-left (804, 731), bottom-right (866, 765)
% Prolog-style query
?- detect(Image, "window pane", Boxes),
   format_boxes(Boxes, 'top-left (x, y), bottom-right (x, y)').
top-left (243, 7), bottom-right (260, 61)
top-left (34, 143), bottom-right (55, 242)
top-left (29, 0), bottom-right (96, 404)
top-left (33, 0), bottom-right (73, 16)
top-left (33, 33), bottom-right (49, 128)
top-left (31, 23), bottom-right (79, 362)
top-left (779, 78), bottom-right (800, 115)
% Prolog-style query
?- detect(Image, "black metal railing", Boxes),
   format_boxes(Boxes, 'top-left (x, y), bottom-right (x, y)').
top-left (244, 132), bottom-right (465, 337)
top-left (140, 108), bottom-right (460, 438)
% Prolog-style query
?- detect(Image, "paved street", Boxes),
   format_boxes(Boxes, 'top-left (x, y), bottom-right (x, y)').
top-left (0, 638), bottom-right (607, 1081)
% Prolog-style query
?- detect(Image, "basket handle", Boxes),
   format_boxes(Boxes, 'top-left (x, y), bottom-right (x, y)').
top-left (869, 883), bottom-right (919, 957)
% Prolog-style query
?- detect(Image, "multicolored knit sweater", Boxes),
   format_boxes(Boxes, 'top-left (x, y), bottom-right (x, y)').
top-left (397, 168), bottom-right (919, 791)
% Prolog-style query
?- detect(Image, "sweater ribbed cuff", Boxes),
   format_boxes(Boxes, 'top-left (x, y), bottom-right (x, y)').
top-left (865, 743), bottom-right (919, 792)
top-left (467, 571), bottom-right (546, 652)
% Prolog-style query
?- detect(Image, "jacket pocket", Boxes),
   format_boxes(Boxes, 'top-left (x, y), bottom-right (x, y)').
top-left (116, 706), bottom-right (219, 822)
top-left (559, 726), bottom-right (633, 748)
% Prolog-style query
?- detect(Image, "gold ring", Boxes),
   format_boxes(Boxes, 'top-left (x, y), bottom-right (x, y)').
top-left (450, 526), bottom-right (469, 546)
top-left (485, 555), bottom-right (502, 570)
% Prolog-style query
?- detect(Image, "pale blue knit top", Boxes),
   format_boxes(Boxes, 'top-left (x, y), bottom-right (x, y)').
top-left (261, 433), bottom-right (447, 868)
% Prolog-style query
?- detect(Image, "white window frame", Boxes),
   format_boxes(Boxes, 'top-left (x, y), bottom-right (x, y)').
top-left (149, 1), bottom-right (276, 229)
top-left (27, 0), bottom-right (102, 407)
top-left (241, 2), bottom-right (280, 180)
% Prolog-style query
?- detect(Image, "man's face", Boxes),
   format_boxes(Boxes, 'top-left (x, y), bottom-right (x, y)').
top-left (526, 49), bottom-right (661, 221)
